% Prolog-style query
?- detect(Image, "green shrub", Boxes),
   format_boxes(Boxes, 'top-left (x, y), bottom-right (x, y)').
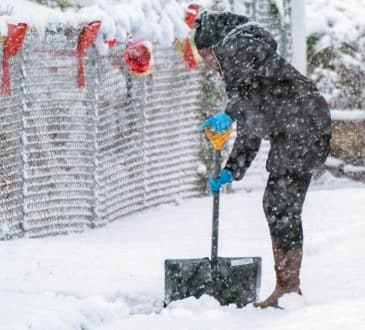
top-left (308, 34), bottom-right (365, 109)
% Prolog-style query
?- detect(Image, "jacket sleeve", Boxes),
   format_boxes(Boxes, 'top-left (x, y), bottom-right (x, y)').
top-left (224, 122), bottom-right (261, 181)
top-left (225, 90), bottom-right (252, 120)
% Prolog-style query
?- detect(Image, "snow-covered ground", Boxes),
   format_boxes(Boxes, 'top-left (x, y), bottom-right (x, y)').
top-left (1, 175), bottom-right (364, 330)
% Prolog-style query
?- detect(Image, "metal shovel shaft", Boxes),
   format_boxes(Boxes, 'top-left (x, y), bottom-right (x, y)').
top-left (211, 150), bottom-right (221, 268)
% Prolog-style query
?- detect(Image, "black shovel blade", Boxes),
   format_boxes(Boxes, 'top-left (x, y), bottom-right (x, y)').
top-left (211, 257), bottom-right (262, 308)
top-left (164, 256), bottom-right (261, 307)
top-left (164, 258), bottom-right (212, 305)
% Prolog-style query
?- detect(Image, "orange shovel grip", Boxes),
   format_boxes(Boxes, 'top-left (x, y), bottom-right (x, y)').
top-left (204, 126), bottom-right (233, 151)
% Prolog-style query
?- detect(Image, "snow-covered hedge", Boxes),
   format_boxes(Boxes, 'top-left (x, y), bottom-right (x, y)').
top-left (307, 0), bottom-right (365, 174)
top-left (306, 0), bottom-right (365, 110)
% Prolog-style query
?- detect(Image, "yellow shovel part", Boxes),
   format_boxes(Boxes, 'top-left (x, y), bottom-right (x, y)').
top-left (204, 126), bottom-right (233, 151)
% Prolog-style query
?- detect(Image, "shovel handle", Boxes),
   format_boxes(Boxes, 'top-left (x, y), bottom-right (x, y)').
top-left (203, 126), bottom-right (232, 267)
top-left (211, 150), bottom-right (221, 266)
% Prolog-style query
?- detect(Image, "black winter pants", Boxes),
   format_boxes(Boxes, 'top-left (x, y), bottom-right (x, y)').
top-left (263, 172), bottom-right (312, 252)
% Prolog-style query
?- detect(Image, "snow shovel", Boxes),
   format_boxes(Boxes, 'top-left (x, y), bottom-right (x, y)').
top-left (164, 126), bottom-right (261, 307)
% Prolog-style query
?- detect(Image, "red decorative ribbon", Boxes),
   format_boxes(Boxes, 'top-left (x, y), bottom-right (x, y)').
top-left (124, 41), bottom-right (152, 75)
top-left (1, 23), bottom-right (27, 95)
top-left (183, 39), bottom-right (198, 70)
top-left (183, 4), bottom-right (200, 70)
top-left (76, 20), bottom-right (101, 89)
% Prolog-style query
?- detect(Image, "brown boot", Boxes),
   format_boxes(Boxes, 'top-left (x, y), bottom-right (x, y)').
top-left (254, 247), bottom-right (303, 309)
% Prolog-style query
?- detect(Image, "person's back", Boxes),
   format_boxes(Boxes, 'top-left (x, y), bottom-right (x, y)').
top-left (210, 21), bottom-right (331, 175)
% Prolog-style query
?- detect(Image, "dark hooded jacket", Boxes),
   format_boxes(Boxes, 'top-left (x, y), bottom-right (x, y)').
top-left (195, 11), bottom-right (331, 177)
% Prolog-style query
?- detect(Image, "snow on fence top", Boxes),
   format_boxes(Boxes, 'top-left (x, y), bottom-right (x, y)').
top-left (0, 0), bottom-right (212, 51)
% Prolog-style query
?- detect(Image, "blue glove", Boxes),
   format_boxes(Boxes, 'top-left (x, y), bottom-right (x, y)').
top-left (209, 168), bottom-right (233, 193)
top-left (199, 111), bottom-right (233, 133)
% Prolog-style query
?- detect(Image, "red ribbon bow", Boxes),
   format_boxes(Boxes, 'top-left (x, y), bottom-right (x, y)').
top-left (76, 20), bottom-right (101, 89)
top-left (1, 23), bottom-right (28, 95)
top-left (104, 38), bottom-right (117, 47)
top-left (124, 41), bottom-right (152, 75)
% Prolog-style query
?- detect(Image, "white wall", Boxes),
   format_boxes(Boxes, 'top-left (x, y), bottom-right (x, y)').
top-left (291, 0), bottom-right (307, 75)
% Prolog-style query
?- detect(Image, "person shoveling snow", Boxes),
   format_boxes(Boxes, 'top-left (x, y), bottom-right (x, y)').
top-left (195, 10), bottom-right (331, 309)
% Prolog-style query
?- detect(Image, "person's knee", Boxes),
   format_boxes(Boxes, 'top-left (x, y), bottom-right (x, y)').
top-left (263, 194), bottom-right (277, 222)
top-left (268, 216), bottom-right (303, 252)
top-left (263, 172), bottom-right (310, 252)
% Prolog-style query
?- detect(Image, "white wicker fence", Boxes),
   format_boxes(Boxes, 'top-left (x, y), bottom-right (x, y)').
top-left (0, 32), bottom-right (202, 239)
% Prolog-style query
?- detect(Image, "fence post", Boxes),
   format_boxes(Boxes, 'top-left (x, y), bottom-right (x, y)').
top-left (91, 52), bottom-right (101, 228)
top-left (19, 49), bottom-right (29, 237)
top-left (142, 76), bottom-right (150, 208)
top-left (287, 0), bottom-right (304, 72)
